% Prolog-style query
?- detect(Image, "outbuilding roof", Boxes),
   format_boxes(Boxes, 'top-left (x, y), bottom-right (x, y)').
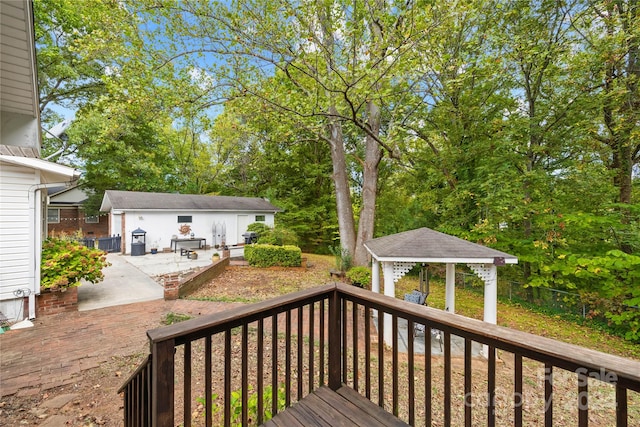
top-left (100, 190), bottom-right (281, 213)
top-left (364, 227), bottom-right (517, 265)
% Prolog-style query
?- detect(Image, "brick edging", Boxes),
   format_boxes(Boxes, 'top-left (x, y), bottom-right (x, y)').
top-left (162, 257), bottom-right (230, 300)
top-left (36, 287), bottom-right (79, 316)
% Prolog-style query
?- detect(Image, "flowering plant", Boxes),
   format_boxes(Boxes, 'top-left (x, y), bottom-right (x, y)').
top-left (41, 237), bottom-right (110, 290)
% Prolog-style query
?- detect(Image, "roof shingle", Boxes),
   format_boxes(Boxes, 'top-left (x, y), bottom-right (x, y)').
top-left (101, 190), bottom-right (281, 212)
top-left (364, 227), bottom-right (517, 263)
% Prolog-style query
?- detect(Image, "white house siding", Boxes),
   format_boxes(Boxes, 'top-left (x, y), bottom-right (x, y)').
top-left (0, 164), bottom-right (38, 320)
top-left (117, 210), bottom-right (275, 254)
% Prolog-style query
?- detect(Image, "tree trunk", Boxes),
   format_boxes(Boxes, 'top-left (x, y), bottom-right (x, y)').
top-left (327, 107), bottom-right (357, 257)
top-left (354, 100), bottom-right (383, 266)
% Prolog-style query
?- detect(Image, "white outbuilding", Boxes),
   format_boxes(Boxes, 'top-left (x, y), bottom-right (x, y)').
top-left (100, 190), bottom-right (281, 254)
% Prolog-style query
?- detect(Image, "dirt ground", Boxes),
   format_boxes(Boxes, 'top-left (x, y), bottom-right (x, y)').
top-left (0, 254), bottom-right (337, 426)
top-left (1, 254), bottom-right (637, 426)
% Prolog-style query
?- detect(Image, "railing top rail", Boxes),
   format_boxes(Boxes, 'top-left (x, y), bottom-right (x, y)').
top-left (336, 284), bottom-right (640, 392)
top-left (147, 283), bottom-right (336, 344)
top-left (143, 281), bottom-right (640, 392)
top-left (117, 354), bottom-right (151, 394)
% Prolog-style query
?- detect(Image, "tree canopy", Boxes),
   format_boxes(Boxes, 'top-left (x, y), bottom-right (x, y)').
top-left (35, 0), bottom-right (640, 340)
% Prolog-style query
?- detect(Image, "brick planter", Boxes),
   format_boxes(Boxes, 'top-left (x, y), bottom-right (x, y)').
top-left (36, 287), bottom-right (78, 316)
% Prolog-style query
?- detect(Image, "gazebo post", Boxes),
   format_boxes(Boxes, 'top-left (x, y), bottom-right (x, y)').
top-left (371, 259), bottom-right (380, 295)
top-left (445, 263), bottom-right (455, 313)
top-left (483, 264), bottom-right (498, 324)
top-left (371, 258), bottom-right (380, 320)
top-left (382, 261), bottom-right (395, 346)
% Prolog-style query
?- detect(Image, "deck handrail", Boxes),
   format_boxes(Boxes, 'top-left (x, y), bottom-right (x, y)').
top-left (337, 284), bottom-right (640, 392)
top-left (121, 282), bottom-right (640, 427)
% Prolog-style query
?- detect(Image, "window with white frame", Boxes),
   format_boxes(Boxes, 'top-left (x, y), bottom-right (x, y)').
top-left (85, 214), bottom-right (99, 224)
top-left (255, 215), bottom-right (266, 222)
top-left (47, 208), bottom-right (60, 223)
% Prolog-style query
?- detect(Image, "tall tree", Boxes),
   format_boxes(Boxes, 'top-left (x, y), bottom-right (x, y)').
top-left (132, 0), bottom-right (425, 264)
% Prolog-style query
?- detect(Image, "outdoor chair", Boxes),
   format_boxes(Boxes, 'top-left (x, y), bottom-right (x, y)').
top-left (404, 290), bottom-right (443, 351)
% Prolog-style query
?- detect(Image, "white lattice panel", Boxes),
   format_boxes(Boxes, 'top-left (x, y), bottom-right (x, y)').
top-left (393, 262), bottom-right (415, 282)
top-left (467, 263), bottom-right (495, 283)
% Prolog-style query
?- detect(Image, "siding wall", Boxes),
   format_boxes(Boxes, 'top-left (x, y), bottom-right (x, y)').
top-left (0, 164), bottom-right (36, 319)
top-left (112, 210), bottom-right (275, 254)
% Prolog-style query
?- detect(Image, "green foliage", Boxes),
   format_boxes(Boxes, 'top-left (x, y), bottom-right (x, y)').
top-left (41, 237), bottom-right (110, 289)
top-left (256, 226), bottom-right (298, 247)
top-left (162, 312), bottom-right (193, 325)
top-left (246, 222), bottom-right (271, 238)
top-left (244, 244), bottom-right (302, 268)
top-left (329, 246), bottom-right (352, 272)
top-left (346, 266), bottom-right (371, 289)
top-left (196, 384), bottom-right (286, 426)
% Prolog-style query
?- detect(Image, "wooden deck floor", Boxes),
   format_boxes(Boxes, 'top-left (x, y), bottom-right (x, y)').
top-left (262, 385), bottom-right (410, 427)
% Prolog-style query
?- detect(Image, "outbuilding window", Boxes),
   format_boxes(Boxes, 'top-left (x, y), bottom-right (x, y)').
top-left (47, 208), bottom-right (60, 223)
top-left (177, 215), bottom-right (192, 223)
top-left (255, 215), bottom-right (265, 222)
top-left (85, 215), bottom-right (99, 224)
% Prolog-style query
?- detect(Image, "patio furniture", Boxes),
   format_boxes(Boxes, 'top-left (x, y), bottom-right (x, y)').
top-left (404, 290), bottom-right (443, 351)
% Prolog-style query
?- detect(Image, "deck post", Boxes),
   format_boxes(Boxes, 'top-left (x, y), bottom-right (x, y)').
top-left (151, 339), bottom-right (175, 427)
top-left (328, 287), bottom-right (342, 390)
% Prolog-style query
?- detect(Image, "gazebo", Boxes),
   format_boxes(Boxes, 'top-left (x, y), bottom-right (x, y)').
top-left (364, 227), bottom-right (518, 346)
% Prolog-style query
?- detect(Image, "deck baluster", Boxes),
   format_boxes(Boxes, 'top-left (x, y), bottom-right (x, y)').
top-left (271, 313), bottom-right (278, 417)
top-left (121, 284), bottom-right (640, 427)
top-left (285, 310), bottom-right (291, 407)
top-left (578, 371), bottom-right (588, 427)
top-left (309, 302), bottom-right (315, 395)
top-left (257, 319), bottom-right (264, 425)
top-left (616, 386), bottom-right (627, 427)
top-left (514, 354), bottom-right (523, 427)
top-left (444, 331), bottom-right (451, 427)
top-left (224, 331), bottom-right (231, 427)
top-left (464, 338), bottom-right (472, 427)
top-left (242, 324), bottom-right (249, 426)
top-left (545, 364), bottom-right (553, 427)
top-left (353, 302), bottom-right (359, 392)
top-left (488, 346), bottom-right (496, 427)
top-left (392, 314), bottom-right (399, 417)
top-left (297, 306), bottom-right (303, 401)
top-left (408, 319), bottom-right (415, 425)
top-left (204, 337), bottom-right (211, 427)
top-left (365, 305), bottom-right (371, 400)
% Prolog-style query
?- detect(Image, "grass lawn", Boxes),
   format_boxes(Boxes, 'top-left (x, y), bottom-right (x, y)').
top-left (394, 274), bottom-right (640, 361)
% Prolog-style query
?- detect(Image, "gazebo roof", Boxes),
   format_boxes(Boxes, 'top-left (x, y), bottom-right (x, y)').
top-left (364, 227), bottom-right (518, 265)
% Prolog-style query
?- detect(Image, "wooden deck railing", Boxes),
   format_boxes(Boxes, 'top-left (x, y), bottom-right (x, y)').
top-left (120, 283), bottom-right (640, 427)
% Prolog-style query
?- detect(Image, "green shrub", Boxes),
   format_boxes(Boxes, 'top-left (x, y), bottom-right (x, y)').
top-left (244, 244), bottom-right (302, 267)
top-left (346, 266), bottom-right (371, 289)
top-left (256, 226), bottom-right (298, 246)
top-left (41, 237), bottom-right (110, 289)
top-left (329, 245), bottom-right (352, 272)
top-left (246, 222), bottom-right (271, 238)
top-left (197, 384), bottom-right (286, 426)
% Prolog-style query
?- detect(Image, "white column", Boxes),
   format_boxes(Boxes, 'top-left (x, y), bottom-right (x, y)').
top-left (445, 263), bottom-right (455, 313)
top-left (371, 259), bottom-right (380, 294)
top-left (483, 264), bottom-right (498, 325)
top-left (382, 261), bottom-right (395, 346)
top-left (371, 258), bottom-right (380, 320)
